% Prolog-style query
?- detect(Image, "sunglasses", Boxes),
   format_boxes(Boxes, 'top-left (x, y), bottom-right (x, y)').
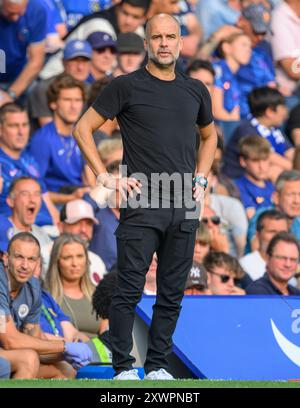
top-left (95, 47), bottom-right (116, 54)
top-left (208, 270), bottom-right (233, 283)
top-left (201, 216), bottom-right (221, 226)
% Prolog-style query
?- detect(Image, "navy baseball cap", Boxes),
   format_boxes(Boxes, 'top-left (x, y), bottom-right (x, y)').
top-left (242, 4), bottom-right (271, 34)
top-left (87, 31), bottom-right (117, 50)
top-left (63, 40), bottom-right (92, 60)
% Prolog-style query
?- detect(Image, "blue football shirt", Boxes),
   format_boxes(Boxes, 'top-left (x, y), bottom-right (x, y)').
top-left (0, 0), bottom-right (47, 82)
top-left (28, 121), bottom-right (85, 193)
top-left (234, 175), bottom-right (275, 211)
top-left (213, 59), bottom-right (241, 113)
top-left (62, 0), bottom-right (113, 30)
top-left (237, 46), bottom-right (275, 118)
top-left (40, 290), bottom-right (70, 337)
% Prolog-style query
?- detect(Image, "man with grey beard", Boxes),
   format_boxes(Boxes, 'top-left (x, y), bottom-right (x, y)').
top-left (73, 13), bottom-right (217, 380)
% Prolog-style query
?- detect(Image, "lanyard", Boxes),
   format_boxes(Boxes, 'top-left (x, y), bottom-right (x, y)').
top-left (41, 304), bottom-right (60, 337)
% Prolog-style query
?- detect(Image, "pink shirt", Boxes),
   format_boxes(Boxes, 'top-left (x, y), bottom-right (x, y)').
top-left (270, 1), bottom-right (300, 95)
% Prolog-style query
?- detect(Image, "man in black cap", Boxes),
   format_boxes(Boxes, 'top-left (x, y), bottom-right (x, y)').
top-left (114, 32), bottom-right (146, 76)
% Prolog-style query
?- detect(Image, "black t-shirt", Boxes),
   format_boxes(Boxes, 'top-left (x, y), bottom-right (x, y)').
top-left (246, 273), bottom-right (300, 295)
top-left (285, 104), bottom-right (300, 145)
top-left (92, 67), bottom-right (213, 201)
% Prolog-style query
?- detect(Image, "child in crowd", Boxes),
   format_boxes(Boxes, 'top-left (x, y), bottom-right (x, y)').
top-left (235, 135), bottom-right (275, 219)
top-left (222, 86), bottom-right (294, 180)
top-left (212, 32), bottom-right (252, 121)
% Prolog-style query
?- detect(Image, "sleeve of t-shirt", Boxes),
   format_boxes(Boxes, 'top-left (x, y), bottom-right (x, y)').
top-left (28, 0), bottom-right (48, 44)
top-left (0, 263), bottom-right (11, 317)
top-left (196, 81), bottom-right (214, 127)
top-left (28, 130), bottom-right (51, 179)
top-left (286, 105), bottom-right (300, 140)
top-left (92, 76), bottom-right (131, 120)
top-left (24, 278), bottom-right (42, 325)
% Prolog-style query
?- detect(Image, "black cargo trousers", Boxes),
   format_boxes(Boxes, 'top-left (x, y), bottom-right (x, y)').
top-left (109, 204), bottom-right (200, 375)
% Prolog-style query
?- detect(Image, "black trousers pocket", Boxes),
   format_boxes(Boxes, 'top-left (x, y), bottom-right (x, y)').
top-left (172, 220), bottom-right (199, 258)
top-left (115, 225), bottom-right (144, 270)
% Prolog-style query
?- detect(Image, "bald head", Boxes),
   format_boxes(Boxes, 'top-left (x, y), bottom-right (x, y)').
top-left (144, 13), bottom-right (182, 69)
top-left (145, 13), bottom-right (181, 40)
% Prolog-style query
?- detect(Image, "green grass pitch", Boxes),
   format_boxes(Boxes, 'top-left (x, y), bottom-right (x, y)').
top-left (1, 379), bottom-right (300, 388)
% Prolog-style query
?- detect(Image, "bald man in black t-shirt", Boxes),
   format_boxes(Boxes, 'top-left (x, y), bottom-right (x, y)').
top-left (73, 13), bottom-right (217, 380)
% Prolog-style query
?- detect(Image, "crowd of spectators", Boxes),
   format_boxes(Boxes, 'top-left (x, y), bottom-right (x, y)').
top-left (1, 0), bottom-right (300, 379)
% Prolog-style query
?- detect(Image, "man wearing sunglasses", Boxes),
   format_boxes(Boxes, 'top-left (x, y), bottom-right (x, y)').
top-left (87, 32), bottom-right (117, 81)
top-left (246, 231), bottom-right (300, 295)
top-left (202, 205), bottom-right (229, 253)
top-left (203, 251), bottom-right (246, 295)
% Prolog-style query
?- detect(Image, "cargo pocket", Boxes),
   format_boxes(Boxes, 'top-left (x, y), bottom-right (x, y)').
top-left (174, 220), bottom-right (199, 258)
top-left (115, 225), bottom-right (144, 269)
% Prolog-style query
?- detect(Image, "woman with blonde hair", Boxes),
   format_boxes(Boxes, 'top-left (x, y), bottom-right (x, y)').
top-left (46, 233), bottom-right (100, 338)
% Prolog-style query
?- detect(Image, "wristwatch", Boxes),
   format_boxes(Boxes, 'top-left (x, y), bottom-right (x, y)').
top-left (193, 175), bottom-right (208, 190)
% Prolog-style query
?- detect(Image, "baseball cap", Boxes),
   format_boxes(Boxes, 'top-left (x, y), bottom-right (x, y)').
top-left (185, 262), bottom-right (208, 290)
top-left (63, 40), bottom-right (92, 60)
top-left (60, 199), bottom-right (99, 225)
top-left (242, 4), bottom-right (271, 34)
top-left (117, 32), bottom-right (145, 54)
top-left (87, 31), bottom-right (117, 50)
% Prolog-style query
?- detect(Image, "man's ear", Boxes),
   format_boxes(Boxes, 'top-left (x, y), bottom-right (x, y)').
top-left (239, 156), bottom-right (246, 168)
top-left (179, 36), bottom-right (183, 54)
top-left (6, 195), bottom-right (14, 209)
top-left (49, 101), bottom-right (57, 112)
top-left (2, 252), bottom-right (8, 268)
top-left (264, 106), bottom-right (273, 120)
